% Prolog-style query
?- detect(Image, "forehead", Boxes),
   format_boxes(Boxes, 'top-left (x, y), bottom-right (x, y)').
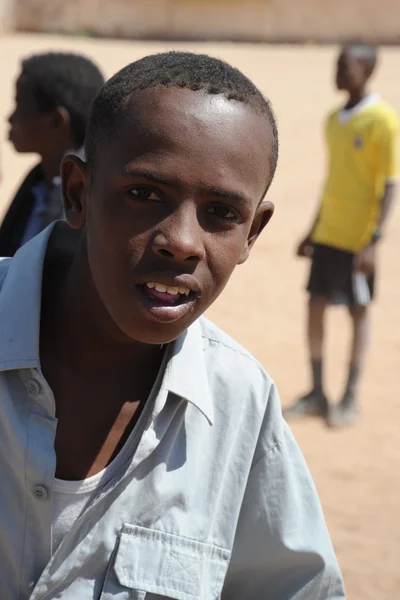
top-left (338, 50), bottom-right (350, 65)
top-left (338, 49), bottom-right (363, 69)
top-left (97, 87), bottom-right (273, 200)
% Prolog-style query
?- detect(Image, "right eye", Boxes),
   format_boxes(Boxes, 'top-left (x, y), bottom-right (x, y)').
top-left (129, 187), bottom-right (161, 202)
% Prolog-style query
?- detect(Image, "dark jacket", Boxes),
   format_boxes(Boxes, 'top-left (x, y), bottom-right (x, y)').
top-left (0, 164), bottom-right (64, 257)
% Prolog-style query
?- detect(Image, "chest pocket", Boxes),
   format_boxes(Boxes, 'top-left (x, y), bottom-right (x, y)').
top-left (100, 524), bottom-right (230, 600)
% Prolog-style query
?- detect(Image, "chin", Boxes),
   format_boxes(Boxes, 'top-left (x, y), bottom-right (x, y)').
top-left (106, 285), bottom-right (207, 346)
top-left (336, 78), bottom-right (348, 92)
top-left (108, 304), bottom-right (196, 346)
top-left (122, 321), bottom-right (190, 346)
top-left (9, 140), bottom-right (31, 153)
top-left (8, 138), bottom-right (18, 150)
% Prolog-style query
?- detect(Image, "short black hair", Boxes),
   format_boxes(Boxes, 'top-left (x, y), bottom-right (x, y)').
top-left (344, 43), bottom-right (378, 74)
top-left (85, 51), bottom-right (278, 188)
top-left (21, 52), bottom-right (105, 147)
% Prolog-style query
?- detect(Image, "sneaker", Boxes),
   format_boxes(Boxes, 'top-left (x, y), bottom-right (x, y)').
top-left (283, 390), bottom-right (329, 421)
top-left (327, 394), bottom-right (359, 428)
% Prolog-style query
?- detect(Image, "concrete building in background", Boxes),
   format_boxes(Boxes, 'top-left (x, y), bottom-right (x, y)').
top-left (0, 0), bottom-right (15, 32)
top-left (1, 0), bottom-right (400, 43)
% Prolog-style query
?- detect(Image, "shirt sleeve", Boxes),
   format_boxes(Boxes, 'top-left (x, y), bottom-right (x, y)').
top-left (222, 387), bottom-right (345, 600)
top-left (375, 114), bottom-right (399, 181)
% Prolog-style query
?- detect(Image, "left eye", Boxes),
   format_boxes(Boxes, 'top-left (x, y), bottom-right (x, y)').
top-left (207, 205), bottom-right (238, 221)
top-left (129, 187), bottom-right (160, 201)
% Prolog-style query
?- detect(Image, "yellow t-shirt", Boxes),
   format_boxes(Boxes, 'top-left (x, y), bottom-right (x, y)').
top-left (312, 95), bottom-right (398, 253)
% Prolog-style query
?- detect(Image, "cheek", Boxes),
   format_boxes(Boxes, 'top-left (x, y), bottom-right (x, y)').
top-left (349, 65), bottom-right (362, 84)
top-left (14, 118), bottom-right (43, 143)
top-left (205, 231), bottom-right (249, 292)
top-left (11, 117), bottom-right (29, 136)
top-left (87, 199), bottom-right (149, 285)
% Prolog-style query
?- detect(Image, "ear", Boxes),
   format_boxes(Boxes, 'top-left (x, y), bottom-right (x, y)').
top-left (50, 106), bottom-right (71, 130)
top-left (238, 200), bottom-right (274, 265)
top-left (61, 155), bottom-right (89, 230)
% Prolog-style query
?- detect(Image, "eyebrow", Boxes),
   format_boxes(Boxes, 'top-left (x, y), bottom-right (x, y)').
top-left (119, 167), bottom-right (253, 207)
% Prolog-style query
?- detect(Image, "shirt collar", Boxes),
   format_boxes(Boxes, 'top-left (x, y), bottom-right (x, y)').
top-left (0, 224), bottom-right (53, 370)
top-left (338, 92), bottom-right (380, 123)
top-left (161, 320), bottom-right (213, 423)
top-left (0, 222), bottom-right (213, 424)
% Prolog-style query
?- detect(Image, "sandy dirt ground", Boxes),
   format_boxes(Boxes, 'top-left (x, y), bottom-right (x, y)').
top-left (1, 33), bottom-right (399, 599)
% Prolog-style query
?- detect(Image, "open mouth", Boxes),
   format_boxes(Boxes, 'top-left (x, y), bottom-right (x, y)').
top-left (135, 280), bottom-right (199, 324)
top-left (143, 281), bottom-right (195, 306)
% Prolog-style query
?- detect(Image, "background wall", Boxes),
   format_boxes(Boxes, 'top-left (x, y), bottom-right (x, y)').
top-left (2, 0), bottom-right (400, 43)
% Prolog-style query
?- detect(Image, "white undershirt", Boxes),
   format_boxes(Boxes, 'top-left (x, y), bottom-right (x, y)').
top-left (52, 343), bottom-right (169, 553)
top-left (52, 475), bottom-right (100, 552)
top-left (52, 451), bottom-right (124, 553)
top-left (51, 413), bottom-right (146, 554)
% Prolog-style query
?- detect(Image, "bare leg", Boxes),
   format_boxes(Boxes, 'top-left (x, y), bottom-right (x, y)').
top-left (307, 295), bottom-right (328, 390)
top-left (328, 304), bottom-right (370, 427)
top-left (348, 304), bottom-right (370, 374)
top-left (284, 295), bottom-right (329, 420)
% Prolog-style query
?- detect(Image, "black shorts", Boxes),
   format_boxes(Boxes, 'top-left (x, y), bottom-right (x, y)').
top-left (307, 244), bottom-right (375, 306)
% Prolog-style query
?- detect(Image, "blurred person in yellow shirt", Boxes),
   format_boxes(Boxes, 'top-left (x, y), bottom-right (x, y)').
top-left (286, 44), bottom-right (398, 427)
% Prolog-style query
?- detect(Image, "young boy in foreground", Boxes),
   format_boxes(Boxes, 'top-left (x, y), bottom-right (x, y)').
top-left (0, 52), bottom-right (345, 599)
top-left (286, 44), bottom-right (398, 427)
top-left (0, 52), bottom-right (104, 256)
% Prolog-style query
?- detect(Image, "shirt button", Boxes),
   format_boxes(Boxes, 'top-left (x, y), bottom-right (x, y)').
top-left (26, 379), bottom-right (41, 396)
top-left (32, 485), bottom-right (48, 500)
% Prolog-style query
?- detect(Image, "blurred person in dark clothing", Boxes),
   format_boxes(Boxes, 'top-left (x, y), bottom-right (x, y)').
top-left (0, 52), bottom-right (104, 256)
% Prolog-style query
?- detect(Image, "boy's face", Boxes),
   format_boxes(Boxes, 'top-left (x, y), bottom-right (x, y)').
top-left (335, 50), bottom-right (369, 92)
top-left (8, 75), bottom-right (58, 154)
top-left (63, 87), bottom-right (274, 345)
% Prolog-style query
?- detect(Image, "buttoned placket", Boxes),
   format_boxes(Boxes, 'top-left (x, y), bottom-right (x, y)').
top-left (17, 368), bottom-right (57, 600)
top-left (29, 382), bottom-right (172, 600)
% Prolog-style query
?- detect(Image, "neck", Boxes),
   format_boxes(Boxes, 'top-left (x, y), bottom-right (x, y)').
top-left (41, 237), bottom-right (163, 375)
top-left (41, 141), bottom-right (78, 184)
top-left (346, 87), bottom-right (368, 109)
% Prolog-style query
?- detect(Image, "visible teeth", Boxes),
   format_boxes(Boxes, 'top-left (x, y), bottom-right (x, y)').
top-left (155, 284), bottom-right (167, 293)
top-left (146, 282), bottom-right (191, 296)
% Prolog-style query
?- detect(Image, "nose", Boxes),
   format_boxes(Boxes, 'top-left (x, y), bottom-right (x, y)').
top-left (152, 202), bottom-right (206, 264)
top-left (8, 111), bottom-right (16, 125)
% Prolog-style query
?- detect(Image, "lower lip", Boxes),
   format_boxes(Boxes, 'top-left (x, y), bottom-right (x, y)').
top-left (134, 285), bottom-right (197, 324)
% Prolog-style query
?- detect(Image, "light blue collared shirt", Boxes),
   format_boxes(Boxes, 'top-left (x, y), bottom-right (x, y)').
top-left (0, 223), bottom-right (345, 599)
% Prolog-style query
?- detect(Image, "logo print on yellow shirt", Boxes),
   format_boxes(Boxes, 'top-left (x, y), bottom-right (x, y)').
top-left (353, 136), bottom-right (364, 149)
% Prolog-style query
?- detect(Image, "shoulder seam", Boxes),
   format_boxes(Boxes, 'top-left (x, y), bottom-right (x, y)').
top-left (252, 438), bottom-right (283, 469)
top-left (201, 334), bottom-right (264, 368)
